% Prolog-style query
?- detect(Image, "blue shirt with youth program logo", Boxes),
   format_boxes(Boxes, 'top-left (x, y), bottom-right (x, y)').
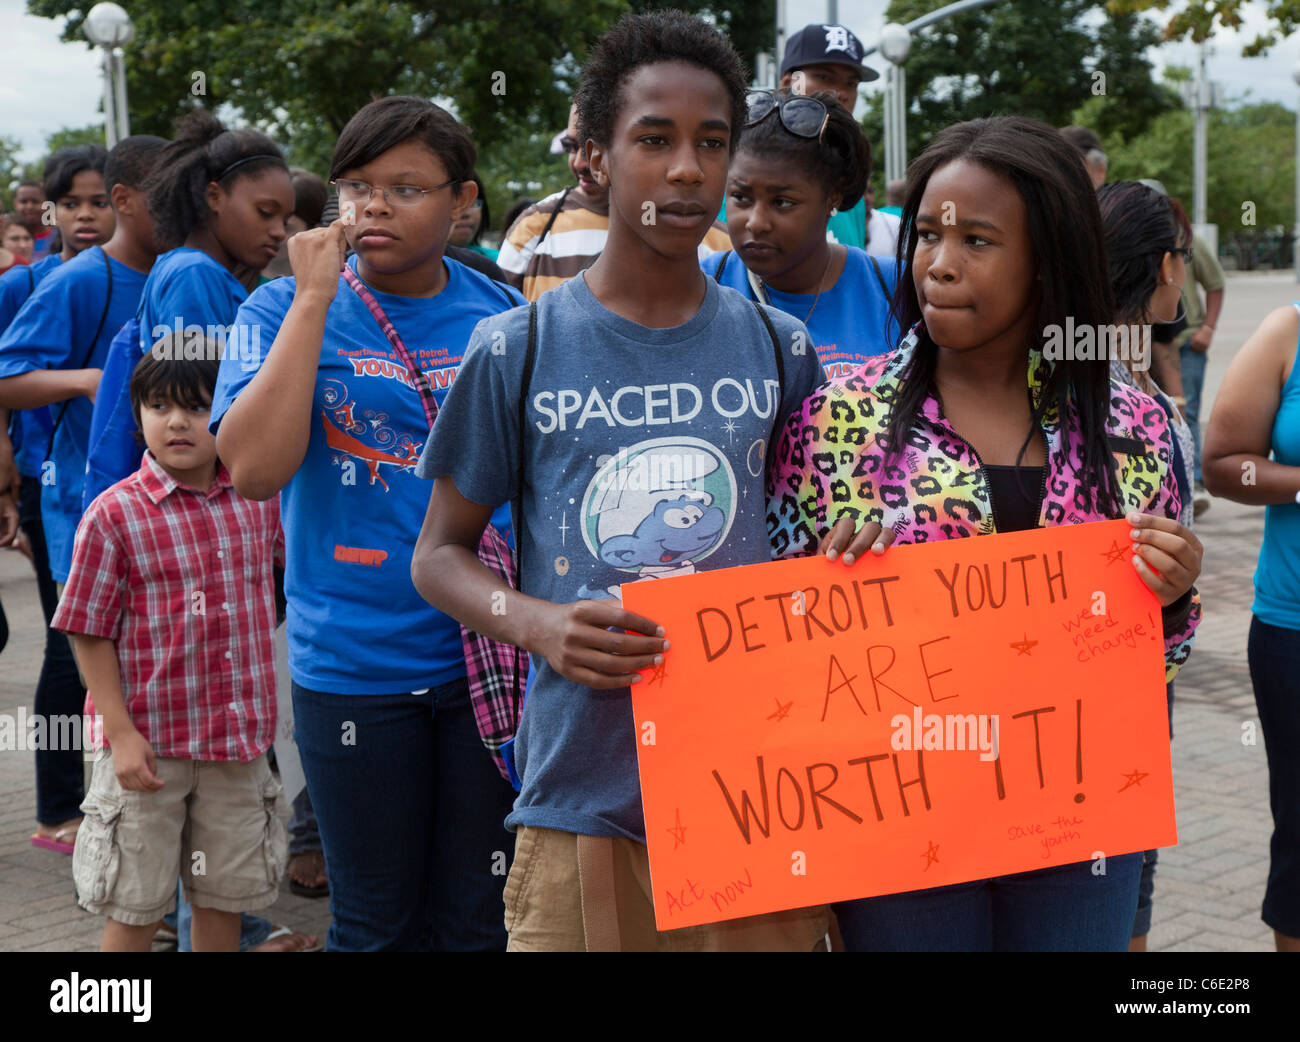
top-left (702, 245), bottom-right (901, 378)
top-left (0, 252), bottom-right (63, 477)
top-left (210, 254), bottom-right (521, 695)
top-left (0, 246), bottom-right (147, 579)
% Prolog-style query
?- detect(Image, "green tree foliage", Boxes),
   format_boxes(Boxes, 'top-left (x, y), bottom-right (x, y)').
top-left (860, 0), bottom-right (1176, 195)
top-left (1106, 98), bottom-right (1296, 267)
top-left (1109, 0), bottom-right (1300, 54)
top-left (27, 1), bottom-right (773, 182)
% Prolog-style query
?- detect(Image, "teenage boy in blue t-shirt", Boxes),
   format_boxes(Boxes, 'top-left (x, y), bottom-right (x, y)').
top-left (412, 10), bottom-right (828, 951)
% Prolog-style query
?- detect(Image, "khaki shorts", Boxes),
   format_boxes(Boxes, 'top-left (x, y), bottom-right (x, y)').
top-left (504, 826), bottom-right (829, 952)
top-left (73, 749), bottom-right (288, 926)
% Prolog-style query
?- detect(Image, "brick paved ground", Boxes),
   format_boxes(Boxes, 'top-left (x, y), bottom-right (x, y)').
top-left (0, 272), bottom-right (1293, 951)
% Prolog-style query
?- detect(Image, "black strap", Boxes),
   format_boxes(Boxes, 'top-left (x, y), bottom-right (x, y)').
top-left (535, 186), bottom-right (572, 250)
top-left (712, 249), bottom-right (731, 283)
top-left (512, 303), bottom-right (540, 595)
top-left (749, 300), bottom-right (786, 473)
top-left (45, 250), bottom-right (113, 464)
top-left (869, 255), bottom-right (890, 296)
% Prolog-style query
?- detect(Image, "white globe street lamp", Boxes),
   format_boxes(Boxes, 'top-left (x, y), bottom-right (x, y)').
top-left (83, 3), bottom-right (134, 147)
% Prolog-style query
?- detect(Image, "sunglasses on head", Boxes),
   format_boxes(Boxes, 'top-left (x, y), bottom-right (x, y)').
top-left (744, 90), bottom-right (829, 142)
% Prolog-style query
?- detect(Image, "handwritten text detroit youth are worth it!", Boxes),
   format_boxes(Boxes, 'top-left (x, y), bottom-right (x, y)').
top-left (623, 519), bottom-right (1177, 929)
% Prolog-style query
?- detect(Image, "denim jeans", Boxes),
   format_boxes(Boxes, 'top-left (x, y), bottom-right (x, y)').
top-left (21, 476), bottom-right (87, 825)
top-left (1248, 616), bottom-right (1300, 937)
top-left (835, 852), bottom-right (1144, 951)
top-left (1179, 343), bottom-right (1208, 484)
top-left (292, 676), bottom-right (517, 951)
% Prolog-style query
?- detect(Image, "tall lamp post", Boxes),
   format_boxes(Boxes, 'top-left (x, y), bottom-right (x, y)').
top-left (83, 3), bottom-right (134, 148)
top-left (879, 23), bottom-right (911, 186)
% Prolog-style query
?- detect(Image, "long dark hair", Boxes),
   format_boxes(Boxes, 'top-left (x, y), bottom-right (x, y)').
top-left (886, 116), bottom-right (1123, 517)
top-left (1096, 181), bottom-right (1192, 324)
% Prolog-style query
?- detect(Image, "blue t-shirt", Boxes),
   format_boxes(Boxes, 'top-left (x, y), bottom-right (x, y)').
top-left (702, 246), bottom-right (901, 378)
top-left (85, 248), bottom-right (250, 508)
top-left (210, 255), bottom-right (523, 694)
top-left (1252, 302), bottom-right (1300, 630)
top-left (416, 273), bottom-right (825, 840)
top-left (0, 246), bottom-right (147, 579)
top-left (0, 253), bottom-right (62, 476)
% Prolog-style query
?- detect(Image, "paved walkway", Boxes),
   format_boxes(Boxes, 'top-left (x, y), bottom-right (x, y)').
top-left (0, 272), bottom-right (1294, 951)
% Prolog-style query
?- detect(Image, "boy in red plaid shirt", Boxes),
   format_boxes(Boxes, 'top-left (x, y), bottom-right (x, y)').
top-left (54, 339), bottom-right (286, 951)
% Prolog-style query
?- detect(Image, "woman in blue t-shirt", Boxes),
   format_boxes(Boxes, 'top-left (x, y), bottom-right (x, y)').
top-left (211, 96), bottom-right (523, 952)
top-left (702, 88), bottom-right (900, 377)
top-left (1204, 307), bottom-right (1300, 952)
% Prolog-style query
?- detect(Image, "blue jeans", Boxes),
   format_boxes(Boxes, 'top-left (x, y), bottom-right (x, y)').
top-left (22, 476), bottom-right (88, 825)
top-left (1179, 343), bottom-right (1207, 484)
top-left (1249, 616), bottom-right (1300, 937)
top-left (835, 852), bottom-right (1143, 951)
top-left (292, 676), bottom-right (516, 951)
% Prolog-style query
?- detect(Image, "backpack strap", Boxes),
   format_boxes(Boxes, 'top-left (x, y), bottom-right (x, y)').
top-left (749, 299), bottom-right (786, 474)
top-left (712, 249), bottom-right (731, 283)
top-left (26, 265), bottom-right (34, 294)
top-left (869, 255), bottom-right (890, 296)
top-left (45, 249), bottom-right (114, 463)
top-left (513, 302), bottom-right (539, 594)
top-left (535, 186), bottom-right (572, 250)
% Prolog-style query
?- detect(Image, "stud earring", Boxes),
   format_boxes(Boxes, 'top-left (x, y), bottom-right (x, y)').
top-left (830, 207), bottom-right (838, 216)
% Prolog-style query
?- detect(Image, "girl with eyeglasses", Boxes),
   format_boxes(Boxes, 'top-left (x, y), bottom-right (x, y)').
top-left (703, 88), bottom-right (900, 378)
top-left (210, 96), bottom-right (524, 951)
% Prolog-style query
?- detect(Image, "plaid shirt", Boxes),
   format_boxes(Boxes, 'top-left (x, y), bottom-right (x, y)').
top-left (53, 451), bottom-right (283, 762)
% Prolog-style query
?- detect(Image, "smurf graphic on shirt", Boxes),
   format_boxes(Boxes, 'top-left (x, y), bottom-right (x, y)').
top-left (577, 436), bottom-right (737, 599)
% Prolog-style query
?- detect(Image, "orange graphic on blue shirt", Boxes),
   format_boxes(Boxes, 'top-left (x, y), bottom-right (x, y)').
top-left (321, 378), bottom-right (424, 492)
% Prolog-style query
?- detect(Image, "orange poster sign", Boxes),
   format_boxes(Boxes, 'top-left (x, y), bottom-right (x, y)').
top-left (623, 519), bottom-right (1177, 930)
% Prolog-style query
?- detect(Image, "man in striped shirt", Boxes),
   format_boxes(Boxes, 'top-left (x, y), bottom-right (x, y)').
top-left (54, 343), bottom-right (289, 951)
top-left (499, 104), bottom-right (731, 301)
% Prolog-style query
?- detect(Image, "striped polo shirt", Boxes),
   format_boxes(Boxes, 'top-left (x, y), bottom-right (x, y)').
top-left (497, 186), bottom-right (731, 301)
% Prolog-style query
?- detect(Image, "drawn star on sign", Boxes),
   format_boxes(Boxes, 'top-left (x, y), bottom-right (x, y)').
top-left (667, 809), bottom-right (687, 850)
top-left (1009, 634), bottom-right (1038, 655)
top-left (768, 698), bottom-right (793, 722)
top-left (1118, 768), bottom-right (1149, 793)
top-left (1101, 540), bottom-right (1128, 565)
top-left (922, 841), bottom-right (940, 870)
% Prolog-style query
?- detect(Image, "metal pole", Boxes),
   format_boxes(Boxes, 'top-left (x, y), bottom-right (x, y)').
top-left (1193, 41), bottom-right (1208, 228)
top-left (113, 48), bottom-right (130, 141)
top-left (776, 0), bottom-right (786, 73)
top-left (101, 46), bottom-right (119, 148)
top-left (895, 64), bottom-right (907, 182)
top-left (828, 0), bottom-right (837, 22)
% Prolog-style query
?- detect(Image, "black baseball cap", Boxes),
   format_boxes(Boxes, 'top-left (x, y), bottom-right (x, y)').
top-left (780, 23), bottom-right (879, 82)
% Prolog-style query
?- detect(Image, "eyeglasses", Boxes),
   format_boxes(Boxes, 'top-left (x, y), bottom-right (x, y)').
top-left (744, 90), bottom-right (829, 142)
top-left (1175, 246), bottom-right (1193, 263)
top-left (331, 178), bottom-right (456, 208)
top-left (559, 136), bottom-right (579, 155)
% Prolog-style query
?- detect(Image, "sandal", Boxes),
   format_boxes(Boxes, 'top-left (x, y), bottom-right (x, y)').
top-left (250, 925), bottom-right (323, 952)
top-left (31, 820), bottom-right (81, 856)
top-left (287, 850), bottom-right (329, 899)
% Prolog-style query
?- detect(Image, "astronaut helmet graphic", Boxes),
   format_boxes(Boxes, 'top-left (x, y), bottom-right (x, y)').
top-left (581, 436), bottom-right (737, 576)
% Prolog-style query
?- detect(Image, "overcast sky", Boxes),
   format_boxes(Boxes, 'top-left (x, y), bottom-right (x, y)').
top-left (1, 0), bottom-right (1297, 161)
